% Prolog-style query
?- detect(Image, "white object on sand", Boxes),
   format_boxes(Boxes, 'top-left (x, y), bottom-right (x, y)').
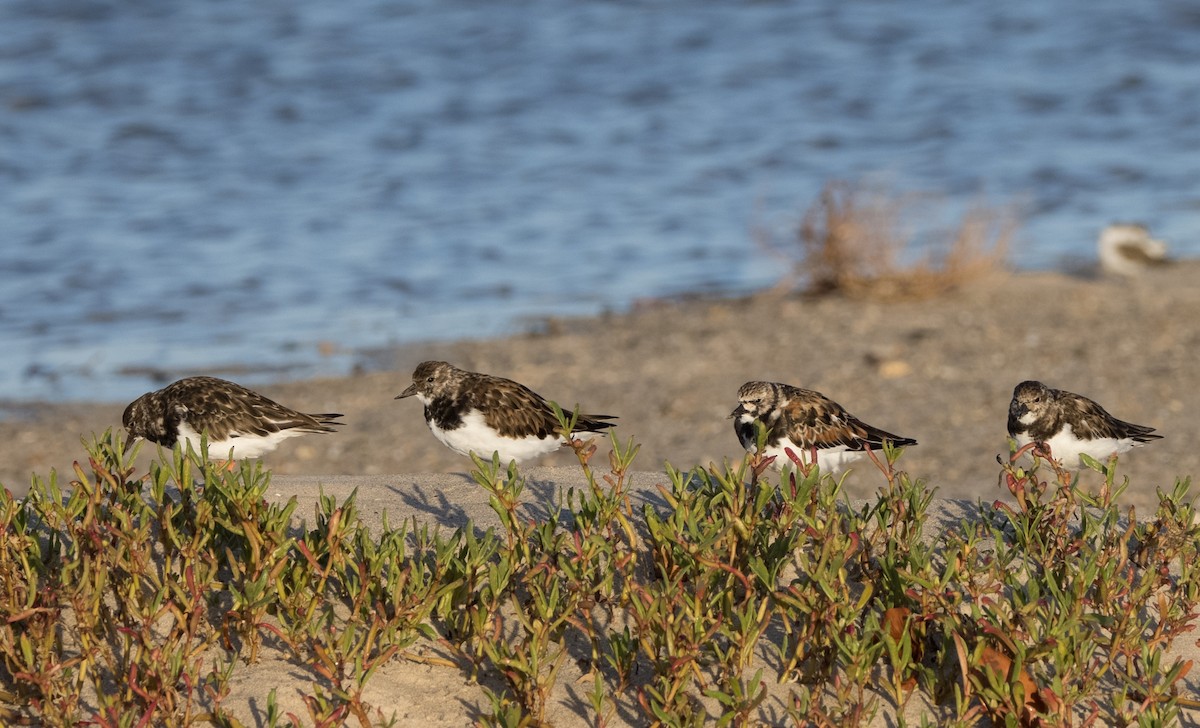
top-left (1097, 222), bottom-right (1169, 276)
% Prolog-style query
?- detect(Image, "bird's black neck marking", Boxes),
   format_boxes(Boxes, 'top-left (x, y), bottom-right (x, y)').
top-left (1006, 412), bottom-right (1027, 438)
top-left (425, 395), bottom-right (466, 430)
top-left (735, 418), bottom-right (779, 448)
top-left (734, 419), bottom-right (753, 448)
top-left (151, 430), bottom-right (179, 447)
top-left (1010, 409), bottom-right (1063, 443)
top-left (149, 404), bottom-right (181, 447)
top-left (1027, 412), bottom-right (1064, 442)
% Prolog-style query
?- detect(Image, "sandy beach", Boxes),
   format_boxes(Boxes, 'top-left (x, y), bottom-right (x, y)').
top-left (2, 264), bottom-right (1196, 510)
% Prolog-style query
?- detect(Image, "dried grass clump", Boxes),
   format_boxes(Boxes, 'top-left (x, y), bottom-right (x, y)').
top-left (770, 181), bottom-right (1016, 301)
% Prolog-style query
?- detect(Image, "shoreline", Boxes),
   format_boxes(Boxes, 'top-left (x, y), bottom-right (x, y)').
top-left (2, 264), bottom-right (1198, 509)
top-left (0, 259), bottom-right (1115, 412)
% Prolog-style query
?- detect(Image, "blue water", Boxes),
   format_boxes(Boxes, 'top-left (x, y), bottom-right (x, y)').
top-left (2, 0), bottom-right (1198, 403)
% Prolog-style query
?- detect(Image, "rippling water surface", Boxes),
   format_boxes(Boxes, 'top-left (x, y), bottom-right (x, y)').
top-left (2, 0), bottom-right (1198, 402)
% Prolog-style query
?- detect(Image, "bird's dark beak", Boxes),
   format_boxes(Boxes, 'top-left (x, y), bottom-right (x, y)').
top-left (729, 404), bottom-right (747, 419)
top-left (121, 434), bottom-right (137, 456)
top-left (1009, 400), bottom-right (1027, 418)
top-left (395, 383), bottom-right (418, 400)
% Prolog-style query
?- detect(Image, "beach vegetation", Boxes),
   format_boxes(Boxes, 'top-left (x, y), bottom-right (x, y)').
top-left (0, 421), bottom-right (1198, 725)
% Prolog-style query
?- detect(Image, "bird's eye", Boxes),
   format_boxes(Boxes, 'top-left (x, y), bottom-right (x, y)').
top-left (426, 376), bottom-right (434, 383)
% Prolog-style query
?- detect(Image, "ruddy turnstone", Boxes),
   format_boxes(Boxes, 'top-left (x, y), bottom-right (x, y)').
top-left (122, 376), bottom-right (343, 460)
top-left (730, 380), bottom-right (917, 474)
top-left (1007, 380), bottom-right (1161, 468)
top-left (1098, 223), bottom-right (1169, 276)
top-left (395, 360), bottom-right (616, 463)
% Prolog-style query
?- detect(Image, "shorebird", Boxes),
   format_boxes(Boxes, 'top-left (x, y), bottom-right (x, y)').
top-left (731, 380), bottom-right (916, 474)
top-left (122, 376), bottom-right (343, 461)
top-left (1007, 379), bottom-right (1161, 468)
top-left (1098, 223), bottom-right (1169, 276)
top-left (395, 360), bottom-right (616, 463)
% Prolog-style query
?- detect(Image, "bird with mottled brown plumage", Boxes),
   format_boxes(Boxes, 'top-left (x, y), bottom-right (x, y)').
top-left (395, 360), bottom-right (615, 464)
top-left (122, 376), bottom-right (343, 461)
top-left (730, 380), bottom-right (916, 474)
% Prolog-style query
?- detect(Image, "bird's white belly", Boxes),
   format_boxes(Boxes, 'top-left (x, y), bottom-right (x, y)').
top-left (1019, 424), bottom-right (1133, 468)
top-left (431, 410), bottom-right (561, 463)
top-left (178, 422), bottom-right (302, 460)
top-left (761, 440), bottom-right (864, 476)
